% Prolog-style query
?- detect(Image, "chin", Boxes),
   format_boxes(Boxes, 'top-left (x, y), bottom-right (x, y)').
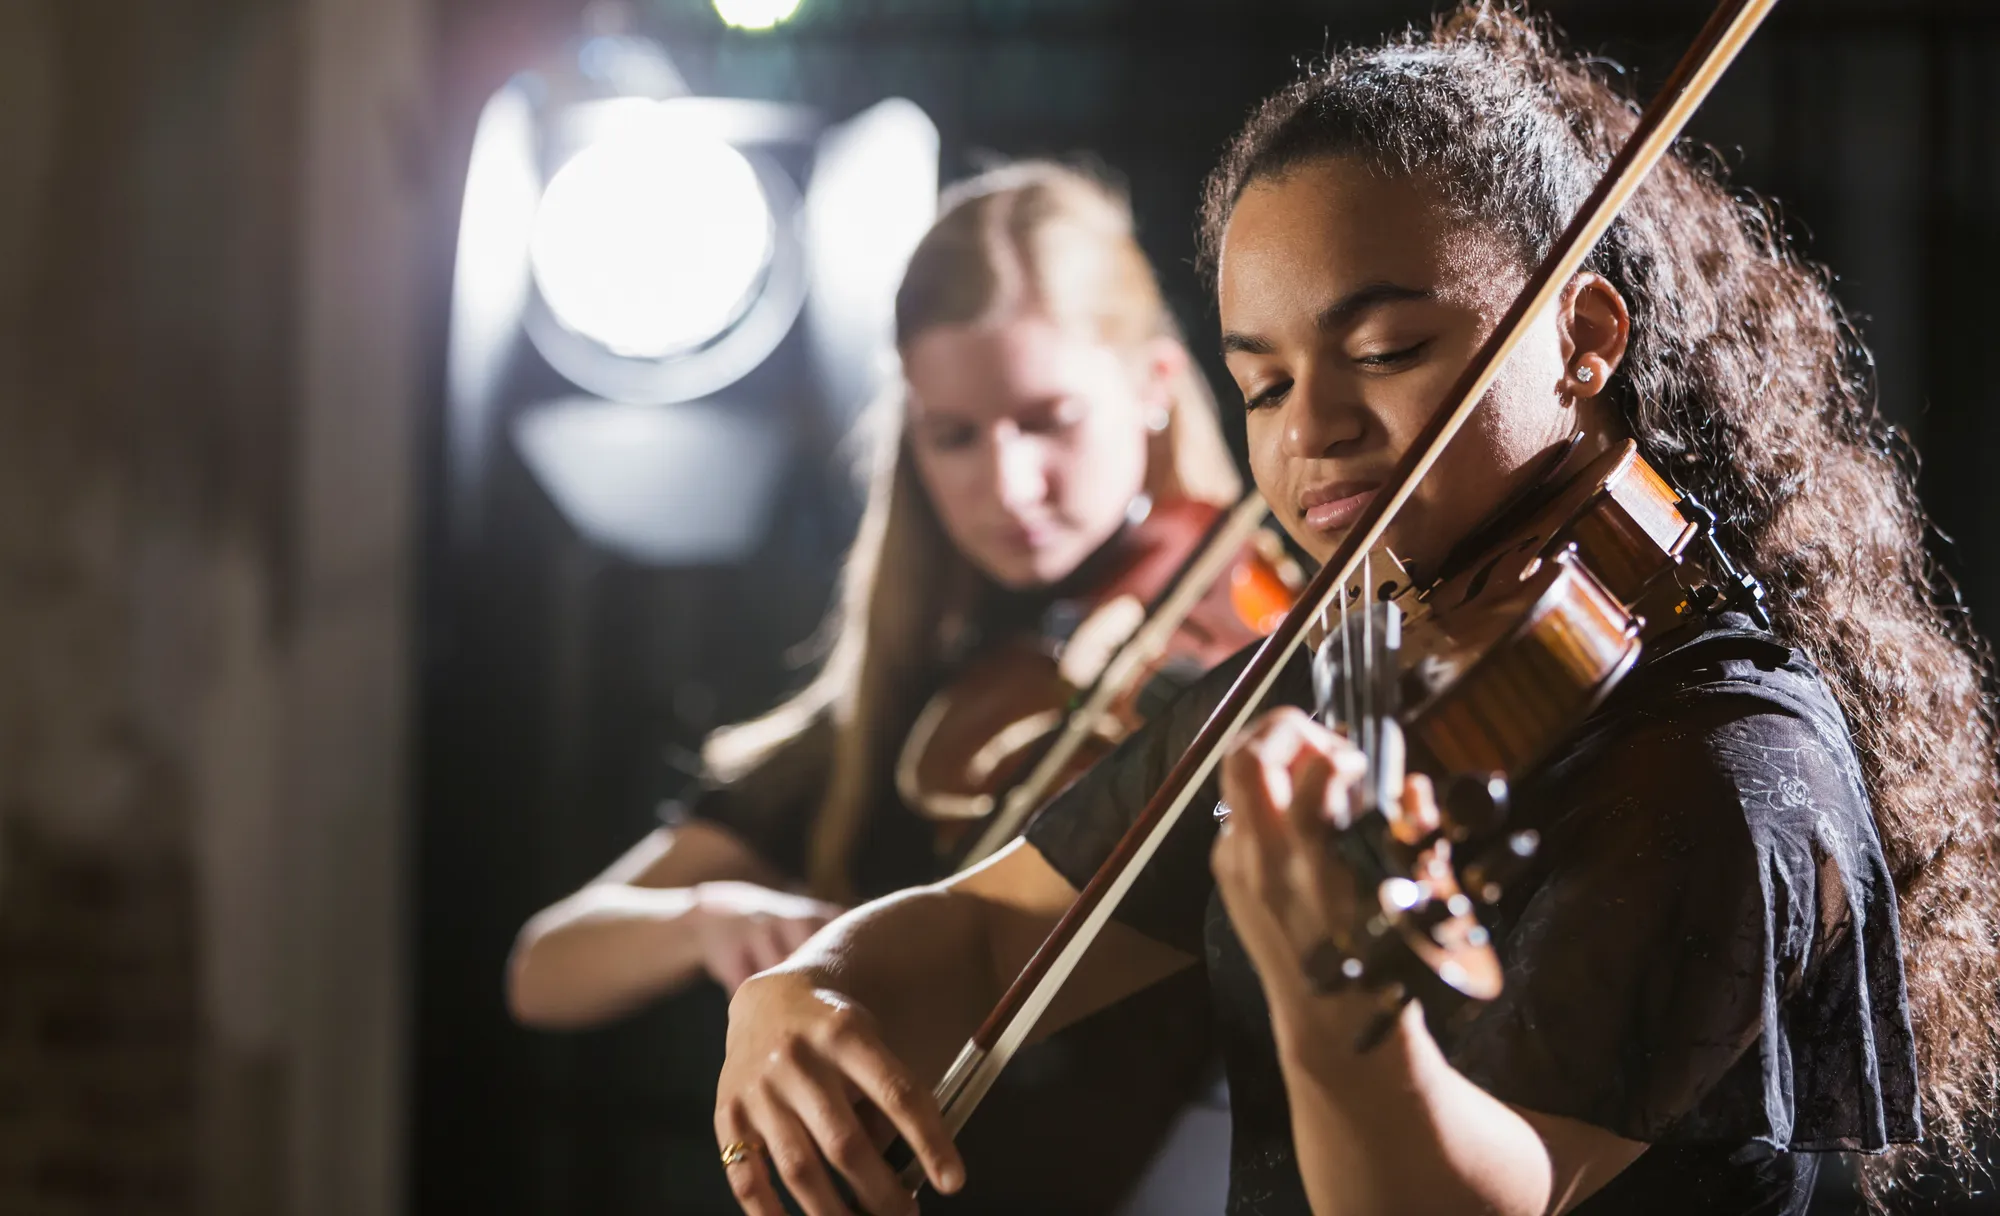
top-left (972, 551), bottom-right (1042, 591)
top-left (1304, 536), bottom-right (1346, 567)
top-left (1273, 515), bottom-right (1337, 567)
top-left (1030, 538), bottom-right (1098, 587)
top-left (978, 545), bottom-right (1075, 592)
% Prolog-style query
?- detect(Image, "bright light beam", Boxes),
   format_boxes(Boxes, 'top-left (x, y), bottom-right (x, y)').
top-left (804, 98), bottom-right (938, 424)
top-left (529, 113), bottom-right (774, 358)
top-left (714, 0), bottom-right (803, 31)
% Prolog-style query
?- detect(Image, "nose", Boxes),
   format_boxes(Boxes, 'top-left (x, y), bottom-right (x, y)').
top-left (992, 425), bottom-right (1049, 516)
top-left (1277, 367), bottom-right (1369, 460)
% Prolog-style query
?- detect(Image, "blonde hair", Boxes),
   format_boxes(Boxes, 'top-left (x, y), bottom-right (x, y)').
top-left (702, 162), bottom-right (1242, 901)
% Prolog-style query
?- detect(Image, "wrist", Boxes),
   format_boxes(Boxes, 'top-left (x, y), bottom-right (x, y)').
top-left (731, 964), bottom-right (843, 1019)
top-left (629, 885), bottom-right (706, 972)
top-left (1270, 988), bottom-right (1362, 1066)
top-left (1271, 989), bottom-right (1423, 1099)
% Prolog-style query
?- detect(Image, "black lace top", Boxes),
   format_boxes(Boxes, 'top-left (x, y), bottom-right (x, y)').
top-left (1026, 614), bottom-right (1920, 1215)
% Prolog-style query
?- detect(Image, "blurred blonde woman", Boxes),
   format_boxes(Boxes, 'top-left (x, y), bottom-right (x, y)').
top-left (509, 161), bottom-right (1241, 1213)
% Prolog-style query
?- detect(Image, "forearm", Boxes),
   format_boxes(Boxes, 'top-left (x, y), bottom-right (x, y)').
top-left (508, 885), bottom-right (709, 1028)
top-left (770, 884), bottom-right (1002, 1085)
top-left (1277, 999), bottom-right (1552, 1216)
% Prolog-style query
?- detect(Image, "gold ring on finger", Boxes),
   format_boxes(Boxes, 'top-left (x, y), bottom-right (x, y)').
top-left (719, 1140), bottom-right (763, 1168)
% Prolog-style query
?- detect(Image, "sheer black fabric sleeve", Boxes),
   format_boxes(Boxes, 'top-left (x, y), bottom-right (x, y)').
top-left (1025, 646), bottom-right (1314, 957)
top-left (1446, 633), bottom-right (1919, 1152)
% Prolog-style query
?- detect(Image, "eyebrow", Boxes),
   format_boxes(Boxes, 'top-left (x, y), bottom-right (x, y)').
top-left (1220, 281), bottom-right (1436, 356)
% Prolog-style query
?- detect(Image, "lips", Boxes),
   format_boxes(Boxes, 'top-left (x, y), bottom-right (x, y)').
top-left (993, 519), bottom-right (1057, 550)
top-left (1298, 481), bottom-right (1382, 534)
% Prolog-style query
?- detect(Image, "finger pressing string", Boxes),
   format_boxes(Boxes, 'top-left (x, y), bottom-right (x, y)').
top-left (1305, 744), bottom-right (1370, 835)
top-left (1284, 754), bottom-right (1335, 846)
top-left (1392, 772), bottom-right (1441, 845)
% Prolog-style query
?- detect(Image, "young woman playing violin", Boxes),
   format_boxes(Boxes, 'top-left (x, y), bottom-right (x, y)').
top-left (509, 161), bottom-right (1257, 1212)
top-left (713, 9), bottom-right (2000, 1216)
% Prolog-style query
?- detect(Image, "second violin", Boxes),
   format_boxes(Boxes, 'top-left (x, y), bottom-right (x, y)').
top-left (896, 492), bottom-right (1301, 866)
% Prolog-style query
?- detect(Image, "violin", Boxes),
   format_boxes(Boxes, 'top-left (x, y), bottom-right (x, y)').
top-left (896, 493), bottom-right (1301, 866)
top-left (1281, 437), bottom-right (1764, 1042)
top-left (886, 0), bottom-right (1784, 1181)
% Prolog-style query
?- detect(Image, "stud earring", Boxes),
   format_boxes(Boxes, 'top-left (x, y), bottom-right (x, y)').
top-left (1574, 364), bottom-right (1596, 384)
top-left (1147, 404), bottom-right (1172, 433)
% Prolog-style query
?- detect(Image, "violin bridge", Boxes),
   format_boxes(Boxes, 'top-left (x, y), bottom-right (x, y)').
top-left (1342, 543), bottom-right (1415, 609)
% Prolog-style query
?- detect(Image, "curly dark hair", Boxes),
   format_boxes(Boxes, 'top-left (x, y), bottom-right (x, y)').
top-left (1198, 1), bottom-right (2000, 1176)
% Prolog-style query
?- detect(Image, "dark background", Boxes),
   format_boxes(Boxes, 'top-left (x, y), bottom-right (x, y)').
top-left (0, 1), bottom-right (1994, 1215)
top-left (418, 3), bottom-right (2000, 1215)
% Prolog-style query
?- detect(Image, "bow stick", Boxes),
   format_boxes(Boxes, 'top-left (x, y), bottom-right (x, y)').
top-left (903, 0), bottom-right (1782, 1180)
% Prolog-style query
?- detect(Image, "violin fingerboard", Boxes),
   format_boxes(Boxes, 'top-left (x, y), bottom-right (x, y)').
top-left (1311, 599), bottom-right (1405, 813)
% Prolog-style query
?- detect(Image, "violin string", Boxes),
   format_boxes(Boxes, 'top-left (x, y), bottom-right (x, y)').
top-left (927, 0), bottom-right (1783, 1139)
top-left (1361, 552), bottom-right (1375, 809)
top-left (1339, 572), bottom-right (1356, 741)
top-left (1313, 597), bottom-right (1330, 716)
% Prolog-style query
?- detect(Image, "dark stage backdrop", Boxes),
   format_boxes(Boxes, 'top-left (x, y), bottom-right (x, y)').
top-left (414, 3), bottom-right (2000, 1214)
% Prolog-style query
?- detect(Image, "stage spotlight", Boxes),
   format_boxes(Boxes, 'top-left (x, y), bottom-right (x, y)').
top-left (529, 113), bottom-right (774, 359)
top-left (714, 0), bottom-right (803, 31)
top-left (431, 32), bottom-right (935, 1196)
top-left (445, 29), bottom-right (936, 565)
top-left (518, 93), bottom-right (809, 409)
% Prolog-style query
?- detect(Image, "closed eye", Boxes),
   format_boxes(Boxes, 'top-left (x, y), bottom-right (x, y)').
top-left (1244, 380), bottom-right (1292, 412)
top-left (1355, 340), bottom-right (1430, 370)
top-left (1016, 396), bottom-right (1083, 436)
top-left (921, 422), bottom-right (979, 451)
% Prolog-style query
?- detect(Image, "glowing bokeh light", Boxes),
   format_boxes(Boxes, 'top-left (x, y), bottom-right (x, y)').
top-left (713, 0), bottom-right (803, 31)
top-left (529, 118), bottom-right (774, 359)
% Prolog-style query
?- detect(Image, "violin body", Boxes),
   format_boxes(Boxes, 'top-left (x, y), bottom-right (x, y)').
top-left (1395, 440), bottom-right (1701, 779)
top-left (1313, 440), bottom-right (1721, 1030)
top-left (891, 449), bottom-right (1759, 1186)
top-left (897, 497), bottom-right (1299, 835)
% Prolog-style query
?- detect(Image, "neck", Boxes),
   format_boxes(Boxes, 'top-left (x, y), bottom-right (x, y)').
top-left (1423, 410), bottom-right (1630, 587)
top-left (1563, 398), bottom-right (1633, 478)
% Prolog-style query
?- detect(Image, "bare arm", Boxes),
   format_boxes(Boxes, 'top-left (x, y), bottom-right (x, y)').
top-left (773, 837), bottom-right (1193, 1079)
top-left (1272, 1000), bottom-right (1644, 1215)
top-left (507, 822), bottom-right (839, 1029)
top-left (715, 838), bottom-right (1196, 1216)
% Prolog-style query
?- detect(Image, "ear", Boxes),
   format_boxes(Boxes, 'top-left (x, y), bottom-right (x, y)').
top-left (1557, 272), bottom-right (1630, 400)
top-left (1137, 335), bottom-right (1191, 411)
